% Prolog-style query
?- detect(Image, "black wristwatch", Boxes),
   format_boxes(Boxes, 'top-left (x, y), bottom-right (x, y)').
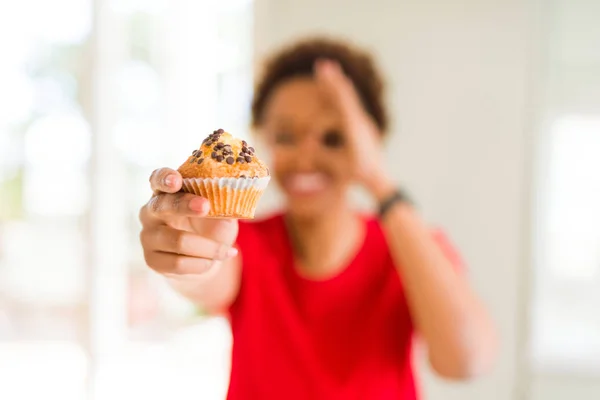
top-left (378, 189), bottom-right (413, 219)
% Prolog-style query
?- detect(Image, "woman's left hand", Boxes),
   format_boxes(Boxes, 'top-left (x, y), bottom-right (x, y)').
top-left (315, 59), bottom-right (394, 201)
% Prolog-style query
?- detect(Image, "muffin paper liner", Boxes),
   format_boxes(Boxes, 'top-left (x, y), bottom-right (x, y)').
top-left (182, 177), bottom-right (270, 219)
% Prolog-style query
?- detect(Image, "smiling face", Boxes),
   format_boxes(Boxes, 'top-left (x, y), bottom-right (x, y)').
top-left (259, 77), bottom-right (354, 218)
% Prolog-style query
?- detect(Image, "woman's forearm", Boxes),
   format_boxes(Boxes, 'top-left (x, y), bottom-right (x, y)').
top-left (378, 195), bottom-right (497, 379)
top-left (165, 258), bottom-right (242, 314)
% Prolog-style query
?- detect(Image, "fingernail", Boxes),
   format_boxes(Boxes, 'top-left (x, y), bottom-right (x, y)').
top-left (164, 175), bottom-right (173, 187)
top-left (227, 247), bottom-right (239, 258)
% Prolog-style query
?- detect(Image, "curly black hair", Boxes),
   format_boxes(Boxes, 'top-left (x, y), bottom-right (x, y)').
top-left (251, 38), bottom-right (388, 134)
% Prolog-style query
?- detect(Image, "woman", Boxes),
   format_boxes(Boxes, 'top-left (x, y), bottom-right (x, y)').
top-left (139, 38), bottom-right (497, 399)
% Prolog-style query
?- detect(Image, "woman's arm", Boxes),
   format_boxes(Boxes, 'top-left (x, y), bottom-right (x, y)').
top-left (315, 59), bottom-right (498, 379)
top-left (373, 182), bottom-right (498, 380)
top-left (164, 256), bottom-right (241, 314)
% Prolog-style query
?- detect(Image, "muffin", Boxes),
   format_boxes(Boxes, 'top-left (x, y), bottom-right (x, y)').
top-left (177, 129), bottom-right (270, 219)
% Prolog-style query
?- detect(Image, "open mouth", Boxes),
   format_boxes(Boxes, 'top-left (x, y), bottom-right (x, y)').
top-left (283, 172), bottom-right (329, 196)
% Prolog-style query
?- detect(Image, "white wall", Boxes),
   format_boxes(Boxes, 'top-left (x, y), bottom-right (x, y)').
top-left (254, 1), bottom-right (539, 399)
top-left (530, 374), bottom-right (600, 400)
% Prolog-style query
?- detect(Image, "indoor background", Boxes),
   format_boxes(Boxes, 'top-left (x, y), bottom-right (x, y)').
top-left (0, 0), bottom-right (599, 399)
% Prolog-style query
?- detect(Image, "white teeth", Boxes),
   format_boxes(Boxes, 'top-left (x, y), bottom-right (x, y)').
top-left (287, 173), bottom-right (327, 194)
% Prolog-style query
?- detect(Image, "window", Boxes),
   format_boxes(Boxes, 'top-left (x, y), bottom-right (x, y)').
top-left (0, 1), bottom-right (253, 399)
top-left (530, 0), bottom-right (600, 374)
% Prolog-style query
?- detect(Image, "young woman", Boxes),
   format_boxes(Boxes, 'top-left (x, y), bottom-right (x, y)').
top-left (139, 38), bottom-right (497, 399)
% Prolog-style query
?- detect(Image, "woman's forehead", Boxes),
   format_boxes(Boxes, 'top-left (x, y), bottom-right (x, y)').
top-left (263, 78), bottom-right (339, 126)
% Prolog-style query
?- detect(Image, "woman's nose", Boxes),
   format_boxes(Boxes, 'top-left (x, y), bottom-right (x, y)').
top-left (294, 135), bottom-right (321, 170)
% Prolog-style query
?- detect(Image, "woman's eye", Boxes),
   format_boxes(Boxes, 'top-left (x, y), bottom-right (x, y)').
top-left (322, 130), bottom-right (344, 148)
top-left (274, 132), bottom-right (295, 145)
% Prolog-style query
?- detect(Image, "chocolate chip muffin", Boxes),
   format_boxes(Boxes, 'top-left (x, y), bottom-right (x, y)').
top-left (177, 129), bottom-right (270, 219)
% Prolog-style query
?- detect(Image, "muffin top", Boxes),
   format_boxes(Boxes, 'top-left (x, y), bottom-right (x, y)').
top-left (177, 129), bottom-right (270, 179)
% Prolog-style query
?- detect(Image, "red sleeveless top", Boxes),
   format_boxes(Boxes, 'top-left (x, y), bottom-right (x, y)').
top-left (227, 214), bottom-right (461, 400)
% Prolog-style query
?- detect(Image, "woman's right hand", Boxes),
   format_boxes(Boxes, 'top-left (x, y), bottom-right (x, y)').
top-left (139, 167), bottom-right (240, 277)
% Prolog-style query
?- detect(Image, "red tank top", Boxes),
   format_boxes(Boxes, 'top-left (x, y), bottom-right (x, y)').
top-left (227, 214), bottom-right (461, 400)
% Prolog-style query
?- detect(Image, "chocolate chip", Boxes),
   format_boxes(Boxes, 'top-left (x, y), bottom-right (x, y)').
top-left (192, 149), bottom-right (198, 155)
top-left (189, 158), bottom-right (195, 163)
top-left (216, 155), bottom-right (224, 162)
top-left (249, 147), bottom-right (255, 153)
top-left (205, 141), bottom-right (212, 147)
top-left (244, 156), bottom-right (252, 162)
top-left (242, 140), bottom-right (247, 146)
top-left (216, 143), bottom-right (224, 149)
top-left (217, 128), bottom-right (224, 133)
top-left (211, 152), bottom-right (217, 158)
top-left (238, 152), bottom-right (245, 156)
top-left (223, 149), bottom-right (232, 155)
top-left (226, 156), bottom-right (234, 165)
top-left (240, 175), bottom-right (246, 179)
top-left (236, 157), bottom-right (244, 163)
top-left (197, 158), bottom-right (204, 164)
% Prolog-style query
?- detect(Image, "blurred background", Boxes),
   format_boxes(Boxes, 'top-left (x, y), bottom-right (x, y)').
top-left (0, 0), bottom-right (599, 399)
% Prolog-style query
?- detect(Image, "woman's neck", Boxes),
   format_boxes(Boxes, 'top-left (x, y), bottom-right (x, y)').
top-left (285, 206), bottom-right (364, 279)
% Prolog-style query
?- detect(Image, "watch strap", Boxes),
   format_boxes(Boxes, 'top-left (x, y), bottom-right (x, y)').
top-left (378, 189), bottom-right (412, 218)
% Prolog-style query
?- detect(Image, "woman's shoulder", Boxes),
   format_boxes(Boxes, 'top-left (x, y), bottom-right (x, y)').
top-left (358, 213), bottom-right (465, 268)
